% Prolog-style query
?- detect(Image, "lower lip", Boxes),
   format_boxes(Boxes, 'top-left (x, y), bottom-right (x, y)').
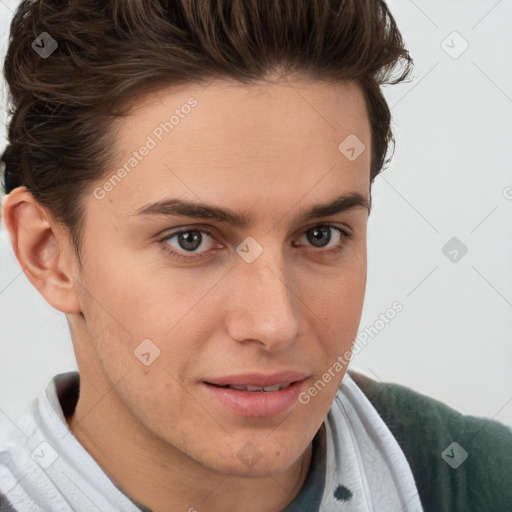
top-left (201, 380), bottom-right (306, 417)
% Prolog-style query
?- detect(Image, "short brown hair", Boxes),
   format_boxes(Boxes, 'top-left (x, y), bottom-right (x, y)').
top-left (1, 0), bottom-right (412, 257)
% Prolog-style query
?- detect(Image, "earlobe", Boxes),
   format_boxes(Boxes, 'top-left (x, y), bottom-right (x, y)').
top-left (1, 187), bottom-right (82, 314)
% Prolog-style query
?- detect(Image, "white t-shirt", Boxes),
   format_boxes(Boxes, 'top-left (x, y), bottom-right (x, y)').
top-left (0, 370), bottom-right (423, 511)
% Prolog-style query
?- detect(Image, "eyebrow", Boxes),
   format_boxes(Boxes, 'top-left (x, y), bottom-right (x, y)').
top-left (134, 192), bottom-right (370, 227)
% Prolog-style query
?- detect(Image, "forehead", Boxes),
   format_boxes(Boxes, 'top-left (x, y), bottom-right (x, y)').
top-left (121, 77), bottom-right (370, 150)
top-left (88, 78), bottom-right (371, 221)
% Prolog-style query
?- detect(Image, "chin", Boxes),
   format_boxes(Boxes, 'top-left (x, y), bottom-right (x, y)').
top-left (193, 437), bottom-right (308, 478)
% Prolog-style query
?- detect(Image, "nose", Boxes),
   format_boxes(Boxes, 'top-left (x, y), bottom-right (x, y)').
top-left (224, 249), bottom-right (300, 351)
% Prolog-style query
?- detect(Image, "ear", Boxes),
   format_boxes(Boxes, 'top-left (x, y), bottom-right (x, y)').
top-left (1, 187), bottom-right (82, 314)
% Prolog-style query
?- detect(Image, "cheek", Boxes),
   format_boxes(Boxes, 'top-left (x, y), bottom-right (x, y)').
top-left (307, 249), bottom-right (366, 365)
top-left (300, 269), bottom-right (366, 415)
top-left (80, 246), bottom-right (167, 332)
top-left (312, 245), bottom-right (366, 318)
top-left (78, 253), bottom-right (214, 379)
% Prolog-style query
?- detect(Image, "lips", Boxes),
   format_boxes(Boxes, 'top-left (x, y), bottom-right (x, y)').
top-left (215, 382), bottom-right (292, 392)
top-left (201, 371), bottom-right (308, 417)
top-left (203, 370), bottom-right (308, 388)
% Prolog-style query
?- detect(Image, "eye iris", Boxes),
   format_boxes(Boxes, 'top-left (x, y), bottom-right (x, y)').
top-left (307, 226), bottom-right (331, 248)
top-left (178, 230), bottom-right (202, 251)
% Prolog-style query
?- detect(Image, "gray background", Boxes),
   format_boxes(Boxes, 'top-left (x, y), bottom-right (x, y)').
top-left (1, 0), bottom-right (511, 427)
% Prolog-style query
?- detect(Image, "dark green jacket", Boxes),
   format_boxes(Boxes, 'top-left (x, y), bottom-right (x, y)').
top-left (349, 370), bottom-right (512, 512)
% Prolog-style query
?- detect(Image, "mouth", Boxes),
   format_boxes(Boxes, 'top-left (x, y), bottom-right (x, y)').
top-left (203, 370), bottom-right (307, 388)
top-left (201, 371), bottom-right (308, 417)
top-left (207, 382), bottom-right (293, 392)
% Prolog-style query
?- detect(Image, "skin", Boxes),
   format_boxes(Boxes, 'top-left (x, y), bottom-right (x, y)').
top-left (2, 77), bottom-right (371, 511)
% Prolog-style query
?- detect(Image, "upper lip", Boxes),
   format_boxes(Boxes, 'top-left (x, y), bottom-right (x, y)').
top-left (204, 371), bottom-right (308, 387)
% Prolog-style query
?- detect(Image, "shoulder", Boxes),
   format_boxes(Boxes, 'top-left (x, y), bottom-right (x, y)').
top-left (0, 413), bottom-right (42, 512)
top-left (348, 369), bottom-right (512, 512)
top-left (0, 380), bottom-right (71, 512)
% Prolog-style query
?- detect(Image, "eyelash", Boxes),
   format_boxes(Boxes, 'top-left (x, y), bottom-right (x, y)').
top-left (158, 224), bottom-right (352, 262)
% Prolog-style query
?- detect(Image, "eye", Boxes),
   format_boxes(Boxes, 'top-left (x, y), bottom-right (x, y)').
top-left (158, 224), bottom-right (352, 263)
top-left (293, 225), bottom-right (352, 253)
top-left (160, 227), bottom-right (221, 261)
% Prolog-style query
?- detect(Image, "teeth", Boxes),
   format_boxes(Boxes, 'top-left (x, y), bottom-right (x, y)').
top-left (263, 384), bottom-right (282, 392)
top-left (246, 385), bottom-right (264, 391)
top-left (226, 382), bottom-right (292, 392)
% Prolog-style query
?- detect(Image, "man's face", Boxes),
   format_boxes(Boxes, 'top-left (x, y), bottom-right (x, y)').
top-left (73, 78), bottom-right (370, 476)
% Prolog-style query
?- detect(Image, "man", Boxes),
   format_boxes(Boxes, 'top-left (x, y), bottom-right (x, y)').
top-left (0, 0), bottom-right (510, 511)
